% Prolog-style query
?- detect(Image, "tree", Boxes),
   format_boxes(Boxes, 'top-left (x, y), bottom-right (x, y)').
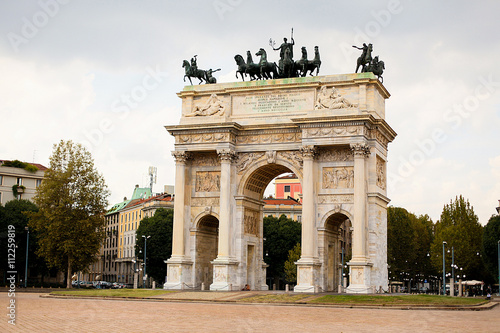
top-left (284, 242), bottom-right (300, 284)
top-left (430, 195), bottom-right (484, 281)
top-left (29, 140), bottom-right (109, 288)
top-left (387, 207), bottom-right (435, 288)
top-left (0, 199), bottom-right (42, 285)
top-left (263, 214), bottom-right (301, 287)
top-left (135, 208), bottom-right (173, 285)
top-left (483, 215), bottom-right (500, 283)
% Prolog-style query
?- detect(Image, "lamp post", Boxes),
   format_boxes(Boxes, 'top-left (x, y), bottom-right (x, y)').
top-left (442, 241), bottom-right (447, 296)
top-left (341, 247), bottom-right (344, 288)
top-left (498, 240), bottom-right (500, 296)
top-left (24, 227), bottom-right (29, 288)
top-left (142, 235), bottom-right (150, 288)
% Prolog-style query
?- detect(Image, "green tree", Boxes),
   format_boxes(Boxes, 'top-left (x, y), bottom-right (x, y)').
top-left (263, 214), bottom-right (301, 287)
top-left (430, 196), bottom-right (484, 281)
top-left (284, 242), bottom-right (300, 284)
top-left (135, 208), bottom-right (173, 285)
top-left (29, 140), bottom-right (109, 288)
top-left (387, 207), bottom-right (435, 287)
top-left (0, 200), bottom-right (42, 285)
top-left (482, 215), bottom-right (500, 283)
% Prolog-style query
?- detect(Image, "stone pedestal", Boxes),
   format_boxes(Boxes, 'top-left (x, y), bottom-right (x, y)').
top-left (294, 259), bottom-right (321, 293)
top-left (346, 262), bottom-right (374, 293)
top-left (163, 258), bottom-right (193, 290)
top-left (209, 258), bottom-right (238, 291)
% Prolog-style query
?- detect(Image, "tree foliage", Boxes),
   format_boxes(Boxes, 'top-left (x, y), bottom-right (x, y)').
top-left (387, 207), bottom-right (434, 283)
top-left (482, 215), bottom-right (500, 283)
top-left (29, 140), bottom-right (109, 288)
top-left (0, 200), bottom-right (46, 284)
top-left (135, 208), bottom-right (173, 285)
top-left (284, 242), bottom-right (300, 284)
top-left (430, 195), bottom-right (484, 281)
top-left (263, 215), bottom-right (301, 283)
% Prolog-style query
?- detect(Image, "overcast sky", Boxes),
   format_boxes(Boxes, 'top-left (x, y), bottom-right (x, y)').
top-left (1, 0), bottom-right (499, 224)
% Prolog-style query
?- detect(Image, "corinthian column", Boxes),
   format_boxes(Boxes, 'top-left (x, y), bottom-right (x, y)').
top-left (294, 145), bottom-right (320, 293)
top-left (346, 142), bottom-right (372, 294)
top-left (164, 151), bottom-right (192, 290)
top-left (216, 148), bottom-right (237, 259)
top-left (299, 145), bottom-right (316, 259)
top-left (350, 143), bottom-right (370, 262)
top-left (210, 148), bottom-right (238, 291)
top-left (171, 151), bottom-right (190, 258)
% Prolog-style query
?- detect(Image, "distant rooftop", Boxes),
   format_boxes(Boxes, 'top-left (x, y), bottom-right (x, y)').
top-left (0, 159), bottom-right (48, 171)
top-left (264, 197), bottom-right (301, 205)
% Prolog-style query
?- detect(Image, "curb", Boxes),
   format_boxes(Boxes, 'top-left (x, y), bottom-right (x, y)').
top-left (40, 293), bottom-right (499, 311)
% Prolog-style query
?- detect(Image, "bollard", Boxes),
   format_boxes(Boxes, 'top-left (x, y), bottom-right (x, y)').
top-left (152, 281), bottom-right (156, 290)
top-left (181, 282), bottom-right (185, 290)
top-left (285, 284), bottom-right (289, 292)
top-left (273, 284), bottom-right (276, 291)
top-left (229, 283), bottom-right (232, 291)
top-left (201, 282), bottom-right (205, 291)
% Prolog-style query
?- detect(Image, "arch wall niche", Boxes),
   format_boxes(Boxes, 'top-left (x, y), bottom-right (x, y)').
top-left (164, 73), bottom-right (396, 293)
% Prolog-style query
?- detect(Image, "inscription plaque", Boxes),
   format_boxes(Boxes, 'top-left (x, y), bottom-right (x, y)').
top-left (232, 90), bottom-right (313, 115)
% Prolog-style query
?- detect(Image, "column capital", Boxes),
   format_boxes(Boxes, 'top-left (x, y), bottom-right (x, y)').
top-left (171, 151), bottom-right (190, 163)
top-left (350, 143), bottom-right (370, 157)
top-left (300, 145), bottom-right (317, 159)
top-left (217, 148), bottom-right (237, 162)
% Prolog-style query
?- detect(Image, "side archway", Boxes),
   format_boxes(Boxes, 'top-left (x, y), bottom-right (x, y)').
top-left (318, 211), bottom-right (352, 291)
top-left (193, 214), bottom-right (219, 288)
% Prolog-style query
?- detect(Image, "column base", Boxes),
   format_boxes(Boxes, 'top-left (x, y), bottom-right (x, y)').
top-left (293, 258), bottom-right (321, 293)
top-left (210, 257), bottom-right (239, 291)
top-left (163, 257), bottom-right (193, 290)
top-left (345, 261), bottom-right (374, 294)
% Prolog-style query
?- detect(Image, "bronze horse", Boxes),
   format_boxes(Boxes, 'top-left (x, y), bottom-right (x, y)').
top-left (295, 46), bottom-right (321, 77)
top-left (182, 60), bottom-right (206, 85)
top-left (355, 43), bottom-right (372, 73)
top-left (255, 48), bottom-right (279, 80)
top-left (363, 56), bottom-right (385, 83)
top-left (234, 54), bottom-right (262, 81)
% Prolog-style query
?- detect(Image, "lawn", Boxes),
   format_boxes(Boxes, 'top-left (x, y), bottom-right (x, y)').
top-left (238, 293), bottom-right (312, 303)
top-left (51, 289), bottom-right (176, 298)
top-left (309, 294), bottom-right (487, 306)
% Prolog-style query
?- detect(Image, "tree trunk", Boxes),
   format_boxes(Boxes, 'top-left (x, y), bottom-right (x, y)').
top-left (66, 257), bottom-right (72, 289)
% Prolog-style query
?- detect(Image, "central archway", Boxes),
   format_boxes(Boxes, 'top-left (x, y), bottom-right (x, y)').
top-left (237, 162), bottom-right (302, 290)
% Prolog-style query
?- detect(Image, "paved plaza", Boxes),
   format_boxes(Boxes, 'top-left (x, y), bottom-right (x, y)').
top-left (2, 292), bottom-right (498, 332)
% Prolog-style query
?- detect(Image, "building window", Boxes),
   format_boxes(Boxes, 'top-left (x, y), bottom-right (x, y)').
top-left (284, 185), bottom-right (290, 192)
top-left (297, 215), bottom-right (302, 222)
top-left (17, 177), bottom-right (22, 186)
top-left (0, 175), bottom-right (3, 185)
top-left (36, 179), bottom-right (42, 187)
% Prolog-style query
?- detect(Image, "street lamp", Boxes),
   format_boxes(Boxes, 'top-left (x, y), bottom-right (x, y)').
top-left (442, 241), bottom-right (447, 296)
top-left (498, 240), bottom-right (500, 296)
top-left (142, 235), bottom-right (150, 288)
top-left (24, 227), bottom-right (29, 288)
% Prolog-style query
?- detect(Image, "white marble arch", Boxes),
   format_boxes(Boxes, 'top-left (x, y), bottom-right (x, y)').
top-left (164, 74), bottom-right (396, 293)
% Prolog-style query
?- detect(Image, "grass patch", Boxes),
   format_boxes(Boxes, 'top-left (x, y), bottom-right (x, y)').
top-left (238, 293), bottom-right (312, 303)
top-left (310, 294), bottom-right (486, 306)
top-left (51, 289), bottom-right (176, 298)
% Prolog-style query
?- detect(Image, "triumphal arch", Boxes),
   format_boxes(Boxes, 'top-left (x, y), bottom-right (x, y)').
top-left (164, 73), bottom-right (396, 293)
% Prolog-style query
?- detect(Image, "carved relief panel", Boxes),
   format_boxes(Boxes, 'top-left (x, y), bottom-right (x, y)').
top-left (376, 156), bottom-right (386, 190)
top-left (195, 171), bottom-right (221, 192)
top-left (243, 208), bottom-right (259, 236)
top-left (323, 167), bottom-right (354, 189)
